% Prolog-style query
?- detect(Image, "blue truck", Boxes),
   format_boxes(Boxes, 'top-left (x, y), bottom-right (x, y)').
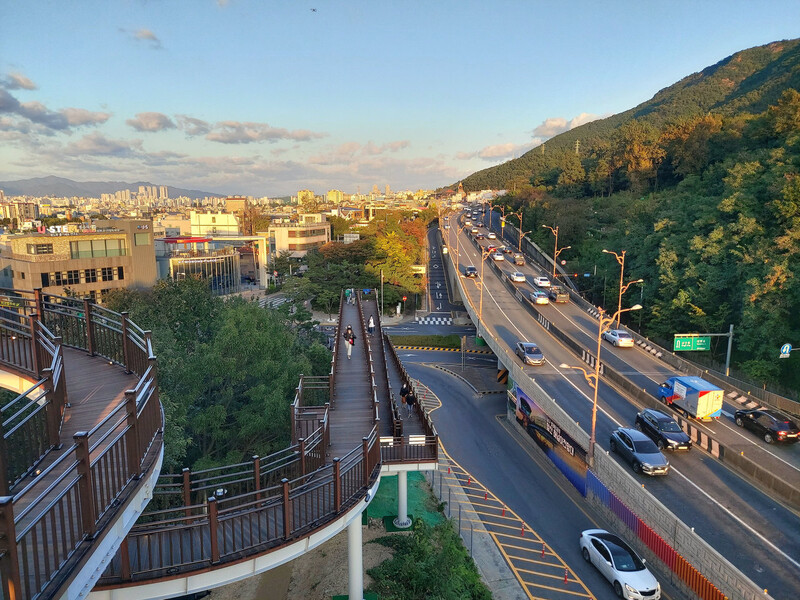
top-left (657, 376), bottom-right (723, 421)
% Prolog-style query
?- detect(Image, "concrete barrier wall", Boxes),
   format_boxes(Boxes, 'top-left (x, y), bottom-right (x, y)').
top-left (442, 233), bottom-right (772, 600)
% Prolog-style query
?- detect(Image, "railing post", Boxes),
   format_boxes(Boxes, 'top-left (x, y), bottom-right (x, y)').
top-left (182, 467), bottom-right (191, 517)
top-left (124, 390), bottom-right (142, 479)
top-left (29, 313), bottom-right (40, 376)
top-left (120, 535), bottom-right (132, 582)
top-left (33, 287), bottom-right (44, 318)
top-left (83, 298), bottom-right (95, 356)
top-left (207, 496), bottom-right (220, 564)
top-left (362, 437), bottom-right (370, 487)
top-left (0, 496), bottom-right (22, 600)
top-left (74, 431), bottom-right (97, 538)
top-left (333, 459), bottom-right (341, 513)
top-left (281, 478), bottom-right (292, 540)
top-left (290, 402), bottom-right (296, 445)
top-left (252, 455), bottom-right (261, 501)
top-left (399, 435), bottom-right (405, 462)
top-left (120, 311), bottom-right (132, 374)
top-left (41, 367), bottom-right (61, 449)
top-left (0, 424), bottom-right (8, 497)
top-left (298, 438), bottom-right (306, 477)
top-left (324, 403), bottom-right (330, 449)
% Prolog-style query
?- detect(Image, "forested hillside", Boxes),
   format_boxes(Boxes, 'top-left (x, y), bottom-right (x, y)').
top-left (463, 39), bottom-right (800, 394)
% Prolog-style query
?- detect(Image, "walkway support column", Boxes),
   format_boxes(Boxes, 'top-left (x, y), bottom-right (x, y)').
top-left (393, 471), bottom-right (412, 529)
top-left (347, 518), bottom-right (364, 600)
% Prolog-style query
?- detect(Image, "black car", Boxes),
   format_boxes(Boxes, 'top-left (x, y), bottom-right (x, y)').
top-left (464, 266), bottom-right (478, 278)
top-left (475, 232), bottom-right (485, 240)
top-left (635, 409), bottom-right (691, 451)
top-left (734, 409), bottom-right (800, 444)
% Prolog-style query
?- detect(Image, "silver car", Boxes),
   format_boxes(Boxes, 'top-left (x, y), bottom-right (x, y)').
top-left (609, 427), bottom-right (669, 475)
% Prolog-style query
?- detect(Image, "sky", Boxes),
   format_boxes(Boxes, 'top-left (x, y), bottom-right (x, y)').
top-left (1, 1), bottom-right (799, 198)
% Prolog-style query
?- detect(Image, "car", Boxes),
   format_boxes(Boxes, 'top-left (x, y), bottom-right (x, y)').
top-left (470, 227), bottom-right (478, 234)
top-left (533, 276), bottom-right (551, 288)
top-left (548, 285), bottom-right (569, 303)
top-left (603, 329), bottom-right (635, 347)
top-left (513, 253), bottom-right (525, 266)
top-left (509, 272), bottom-right (526, 283)
top-left (530, 290), bottom-right (549, 304)
top-left (476, 221), bottom-right (484, 227)
top-left (580, 529), bottom-right (661, 600)
top-left (464, 266), bottom-right (478, 278)
top-left (734, 409), bottom-right (800, 444)
top-left (486, 244), bottom-right (497, 253)
top-left (501, 245), bottom-right (514, 254)
top-left (487, 232), bottom-right (497, 239)
top-left (475, 232), bottom-right (485, 240)
top-left (492, 252), bottom-right (504, 261)
top-left (609, 427), bottom-right (669, 475)
top-left (515, 342), bottom-right (545, 366)
top-left (444, 224), bottom-right (450, 229)
top-left (465, 220), bottom-right (472, 226)
top-left (635, 409), bottom-right (692, 450)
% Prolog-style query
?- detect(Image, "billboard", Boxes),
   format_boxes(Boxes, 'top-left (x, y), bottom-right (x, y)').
top-left (513, 384), bottom-right (588, 494)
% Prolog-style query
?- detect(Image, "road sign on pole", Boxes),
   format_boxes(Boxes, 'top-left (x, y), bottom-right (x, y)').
top-left (673, 335), bottom-right (711, 351)
top-left (780, 343), bottom-right (792, 358)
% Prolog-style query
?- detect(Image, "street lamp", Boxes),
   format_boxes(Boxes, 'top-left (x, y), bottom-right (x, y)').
top-left (542, 224), bottom-right (570, 281)
top-left (563, 304), bottom-right (643, 467)
top-left (602, 249), bottom-right (643, 327)
top-left (518, 230), bottom-right (532, 253)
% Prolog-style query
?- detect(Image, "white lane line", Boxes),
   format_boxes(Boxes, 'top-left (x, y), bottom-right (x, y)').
top-left (670, 465), bottom-right (800, 571)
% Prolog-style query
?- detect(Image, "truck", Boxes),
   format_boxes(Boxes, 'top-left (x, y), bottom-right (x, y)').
top-left (548, 285), bottom-right (569, 303)
top-left (657, 376), bottom-right (723, 420)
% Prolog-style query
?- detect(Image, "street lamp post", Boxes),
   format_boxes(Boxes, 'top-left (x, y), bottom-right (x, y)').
top-left (518, 230), bottom-right (532, 253)
top-left (542, 224), bottom-right (570, 281)
top-left (602, 249), bottom-right (643, 327)
top-left (562, 304), bottom-right (642, 467)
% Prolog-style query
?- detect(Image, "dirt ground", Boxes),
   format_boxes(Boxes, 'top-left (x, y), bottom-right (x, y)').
top-left (207, 518), bottom-right (397, 600)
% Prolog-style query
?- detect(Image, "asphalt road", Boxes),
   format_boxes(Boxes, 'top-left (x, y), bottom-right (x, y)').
top-left (399, 352), bottom-right (686, 600)
top-left (438, 216), bottom-right (800, 599)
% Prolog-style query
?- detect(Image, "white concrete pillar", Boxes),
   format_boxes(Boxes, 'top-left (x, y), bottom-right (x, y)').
top-left (347, 518), bottom-right (364, 600)
top-left (393, 471), bottom-right (412, 529)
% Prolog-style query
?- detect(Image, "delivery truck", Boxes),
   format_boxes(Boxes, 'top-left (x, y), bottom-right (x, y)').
top-left (657, 376), bottom-right (723, 420)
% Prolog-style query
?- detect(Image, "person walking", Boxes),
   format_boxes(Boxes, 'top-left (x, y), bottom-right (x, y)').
top-left (344, 288), bottom-right (352, 305)
top-left (405, 390), bottom-right (417, 417)
top-left (399, 381), bottom-right (410, 404)
top-left (368, 315), bottom-right (375, 336)
top-left (343, 324), bottom-right (356, 359)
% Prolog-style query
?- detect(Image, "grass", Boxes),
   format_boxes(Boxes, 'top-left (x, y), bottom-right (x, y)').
top-left (388, 334), bottom-right (462, 349)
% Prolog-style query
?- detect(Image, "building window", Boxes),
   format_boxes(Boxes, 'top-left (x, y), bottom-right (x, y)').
top-left (20, 272), bottom-right (25, 280)
top-left (66, 270), bottom-right (80, 285)
top-left (134, 233), bottom-right (150, 246)
top-left (117, 266), bottom-right (124, 280)
top-left (53, 272), bottom-right (65, 286)
top-left (101, 267), bottom-right (114, 282)
top-left (27, 243), bottom-right (53, 255)
top-left (84, 269), bottom-right (97, 283)
top-left (41, 273), bottom-right (50, 287)
top-left (70, 239), bottom-right (127, 259)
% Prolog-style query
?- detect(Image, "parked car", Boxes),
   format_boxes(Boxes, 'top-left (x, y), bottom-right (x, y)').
top-left (515, 342), bottom-right (545, 366)
top-left (635, 409), bottom-right (692, 450)
top-left (509, 272), bottom-right (526, 283)
top-left (533, 276), bottom-right (551, 288)
top-left (579, 529), bottom-right (661, 600)
top-left (609, 427), bottom-right (669, 475)
top-left (530, 290), bottom-right (549, 305)
top-left (513, 253), bottom-right (525, 266)
top-left (734, 409), bottom-right (800, 444)
top-left (464, 266), bottom-right (478, 278)
top-left (603, 329), bottom-right (634, 347)
top-left (492, 252), bottom-right (504, 261)
top-left (487, 232), bottom-right (497, 239)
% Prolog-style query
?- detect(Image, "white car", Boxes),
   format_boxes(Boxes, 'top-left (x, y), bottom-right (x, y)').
top-left (533, 276), bottom-right (551, 288)
top-left (530, 290), bottom-right (549, 304)
top-left (465, 220), bottom-right (472, 226)
top-left (580, 529), bottom-right (661, 599)
top-left (509, 272), bottom-right (526, 283)
top-left (471, 227), bottom-right (478, 234)
top-left (604, 329), bottom-right (635, 347)
top-left (487, 232), bottom-right (496, 239)
top-left (492, 252), bottom-right (504, 261)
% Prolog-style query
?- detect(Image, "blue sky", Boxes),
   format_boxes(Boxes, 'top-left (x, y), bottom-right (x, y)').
top-left (1, 1), bottom-right (799, 197)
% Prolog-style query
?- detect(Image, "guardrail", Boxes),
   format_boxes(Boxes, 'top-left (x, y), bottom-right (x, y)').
top-left (355, 292), bottom-right (380, 422)
top-left (443, 238), bottom-right (771, 600)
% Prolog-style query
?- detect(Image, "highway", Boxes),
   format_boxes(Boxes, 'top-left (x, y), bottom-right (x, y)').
top-left (440, 211), bottom-right (800, 599)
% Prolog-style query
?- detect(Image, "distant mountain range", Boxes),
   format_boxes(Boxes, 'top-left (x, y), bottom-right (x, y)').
top-left (0, 176), bottom-right (223, 200)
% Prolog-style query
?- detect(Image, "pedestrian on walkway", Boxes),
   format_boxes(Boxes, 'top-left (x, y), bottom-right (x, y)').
top-left (405, 390), bottom-right (417, 417)
top-left (343, 324), bottom-right (356, 359)
top-left (399, 381), bottom-right (409, 404)
top-left (368, 315), bottom-right (375, 335)
top-left (344, 288), bottom-right (351, 305)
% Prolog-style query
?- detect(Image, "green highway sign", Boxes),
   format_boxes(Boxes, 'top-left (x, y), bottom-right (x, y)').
top-left (673, 335), bottom-right (711, 351)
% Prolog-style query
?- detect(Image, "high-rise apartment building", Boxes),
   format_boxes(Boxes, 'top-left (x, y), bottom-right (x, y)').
top-left (327, 189), bottom-right (344, 205)
top-left (159, 186), bottom-right (169, 200)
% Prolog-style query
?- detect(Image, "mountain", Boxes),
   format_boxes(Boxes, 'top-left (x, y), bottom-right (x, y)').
top-left (461, 38), bottom-right (800, 191)
top-left (0, 176), bottom-right (222, 200)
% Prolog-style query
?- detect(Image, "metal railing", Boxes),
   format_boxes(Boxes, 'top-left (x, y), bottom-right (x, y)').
top-left (0, 289), bottom-right (163, 600)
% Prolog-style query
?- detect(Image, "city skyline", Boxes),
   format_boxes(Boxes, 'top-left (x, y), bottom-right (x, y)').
top-left (2, 1), bottom-right (799, 197)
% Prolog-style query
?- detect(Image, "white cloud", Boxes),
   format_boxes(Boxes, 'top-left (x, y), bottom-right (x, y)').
top-left (126, 112), bottom-right (176, 132)
top-left (61, 108), bottom-right (111, 126)
top-left (64, 132), bottom-right (142, 157)
top-left (532, 112), bottom-right (600, 138)
top-left (205, 121), bottom-right (326, 144)
top-left (133, 28), bottom-right (162, 49)
top-left (176, 115), bottom-right (211, 136)
top-left (2, 72), bottom-right (37, 90)
top-left (456, 140), bottom-right (538, 162)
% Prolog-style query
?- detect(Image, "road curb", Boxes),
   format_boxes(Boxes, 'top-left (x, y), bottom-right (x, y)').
top-left (394, 345), bottom-right (493, 354)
